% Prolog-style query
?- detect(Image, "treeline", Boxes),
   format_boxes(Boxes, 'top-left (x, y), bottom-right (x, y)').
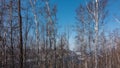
top-left (0, 0), bottom-right (120, 68)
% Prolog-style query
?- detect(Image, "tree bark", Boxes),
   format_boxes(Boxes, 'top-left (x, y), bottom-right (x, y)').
top-left (18, 0), bottom-right (23, 68)
top-left (10, 1), bottom-right (14, 68)
top-left (94, 0), bottom-right (99, 68)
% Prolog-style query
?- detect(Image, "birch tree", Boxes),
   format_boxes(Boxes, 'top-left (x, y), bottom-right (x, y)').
top-left (87, 0), bottom-right (107, 67)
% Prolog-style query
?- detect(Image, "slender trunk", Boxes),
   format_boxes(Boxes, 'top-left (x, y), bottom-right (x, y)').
top-left (18, 0), bottom-right (23, 68)
top-left (10, 1), bottom-right (14, 68)
top-left (53, 9), bottom-right (57, 68)
top-left (29, 0), bottom-right (40, 66)
top-left (88, 22), bottom-right (92, 55)
top-left (54, 36), bottom-right (56, 68)
top-left (94, 0), bottom-right (98, 68)
top-left (24, 21), bottom-right (28, 67)
top-left (85, 60), bottom-right (88, 68)
top-left (61, 37), bottom-right (64, 68)
top-left (3, 32), bottom-right (7, 68)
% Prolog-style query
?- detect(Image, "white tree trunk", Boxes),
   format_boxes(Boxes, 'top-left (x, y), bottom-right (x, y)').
top-left (94, 0), bottom-right (98, 68)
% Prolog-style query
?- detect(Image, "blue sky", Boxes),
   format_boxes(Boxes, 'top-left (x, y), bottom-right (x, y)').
top-left (53, 0), bottom-right (120, 31)
top-left (52, 0), bottom-right (87, 50)
top-left (104, 0), bottom-right (120, 31)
